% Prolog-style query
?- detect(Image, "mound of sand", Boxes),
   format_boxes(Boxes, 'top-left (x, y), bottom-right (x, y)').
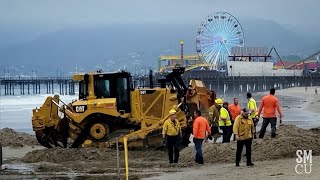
top-left (22, 147), bottom-right (166, 164)
top-left (180, 125), bottom-right (320, 165)
top-left (0, 128), bottom-right (38, 147)
top-left (22, 148), bottom-right (117, 163)
top-left (21, 125), bottom-right (320, 167)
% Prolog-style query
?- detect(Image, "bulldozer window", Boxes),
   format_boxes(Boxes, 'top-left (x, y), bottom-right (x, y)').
top-left (79, 81), bottom-right (88, 100)
top-left (94, 79), bottom-right (111, 98)
top-left (117, 77), bottom-right (130, 112)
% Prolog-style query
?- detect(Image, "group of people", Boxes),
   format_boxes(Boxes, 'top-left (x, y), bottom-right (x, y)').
top-left (162, 87), bottom-right (283, 167)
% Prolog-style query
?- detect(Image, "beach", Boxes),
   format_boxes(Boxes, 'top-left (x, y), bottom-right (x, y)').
top-left (0, 86), bottom-right (320, 179)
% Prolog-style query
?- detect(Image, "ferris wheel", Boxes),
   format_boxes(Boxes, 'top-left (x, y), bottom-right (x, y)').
top-left (196, 12), bottom-right (245, 68)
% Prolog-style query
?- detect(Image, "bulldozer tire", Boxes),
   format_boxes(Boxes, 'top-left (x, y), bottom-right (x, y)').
top-left (71, 119), bottom-right (110, 148)
top-left (89, 122), bottom-right (109, 140)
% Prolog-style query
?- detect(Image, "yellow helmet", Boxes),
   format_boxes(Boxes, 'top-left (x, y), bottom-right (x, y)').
top-left (169, 109), bottom-right (177, 115)
top-left (215, 98), bottom-right (223, 105)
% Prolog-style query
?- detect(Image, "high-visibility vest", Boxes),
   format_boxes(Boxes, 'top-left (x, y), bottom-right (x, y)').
top-left (219, 107), bottom-right (232, 126)
top-left (247, 98), bottom-right (258, 119)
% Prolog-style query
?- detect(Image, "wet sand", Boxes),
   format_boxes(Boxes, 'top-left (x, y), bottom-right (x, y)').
top-left (144, 156), bottom-right (320, 180)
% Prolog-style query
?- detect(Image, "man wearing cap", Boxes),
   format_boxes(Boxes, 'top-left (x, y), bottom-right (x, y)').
top-left (193, 110), bottom-right (211, 164)
top-left (162, 109), bottom-right (182, 164)
top-left (233, 108), bottom-right (255, 167)
top-left (208, 98), bottom-right (223, 143)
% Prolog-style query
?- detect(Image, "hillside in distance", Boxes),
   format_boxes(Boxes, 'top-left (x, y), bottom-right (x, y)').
top-left (0, 19), bottom-right (318, 75)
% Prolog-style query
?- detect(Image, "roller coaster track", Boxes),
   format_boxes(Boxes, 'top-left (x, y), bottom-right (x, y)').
top-left (287, 50), bottom-right (320, 69)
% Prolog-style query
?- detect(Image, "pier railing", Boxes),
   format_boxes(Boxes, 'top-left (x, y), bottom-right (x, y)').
top-left (0, 76), bottom-right (76, 96)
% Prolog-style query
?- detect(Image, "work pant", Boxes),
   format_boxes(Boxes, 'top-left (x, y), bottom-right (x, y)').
top-left (252, 118), bottom-right (258, 139)
top-left (220, 126), bottom-right (232, 143)
top-left (236, 139), bottom-right (252, 165)
top-left (167, 135), bottom-right (180, 163)
top-left (193, 138), bottom-right (204, 164)
top-left (259, 117), bottom-right (277, 139)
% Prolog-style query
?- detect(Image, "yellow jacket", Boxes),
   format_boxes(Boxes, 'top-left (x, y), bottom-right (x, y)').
top-left (247, 98), bottom-right (258, 119)
top-left (162, 119), bottom-right (181, 137)
top-left (233, 115), bottom-right (255, 140)
top-left (219, 107), bottom-right (232, 126)
top-left (209, 104), bottom-right (220, 125)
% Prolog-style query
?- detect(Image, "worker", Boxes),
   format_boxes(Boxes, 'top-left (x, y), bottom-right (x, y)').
top-left (208, 98), bottom-right (223, 143)
top-left (209, 90), bottom-right (217, 107)
top-left (258, 88), bottom-right (282, 139)
top-left (247, 92), bottom-right (258, 139)
top-left (162, 109), bottom-right (182, 164)
top-left (233, 108), bottom-right (255, 167)
top-left (186, 85), bottom-right (197, 103)
top-left (193, 110), bottom-right (211, 164)
top-left (219, 102), bottom-right (232, 143)
top-left (228, 98), bottom-right (241, 141)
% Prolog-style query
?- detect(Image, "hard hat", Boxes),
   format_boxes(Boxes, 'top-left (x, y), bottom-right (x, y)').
top-left (169, 109), bottom-right (177, 115)
top-left (215, 98), bottom-right (223, 105)
top-left (242, 108), bottom-right (250, 115)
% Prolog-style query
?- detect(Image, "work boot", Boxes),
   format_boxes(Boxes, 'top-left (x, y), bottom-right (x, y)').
top-left (247, 162), bottom-right (254, 166)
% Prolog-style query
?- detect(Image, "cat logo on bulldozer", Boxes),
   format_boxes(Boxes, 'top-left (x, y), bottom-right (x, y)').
top-left (75, 105), bottom-right (87, 113)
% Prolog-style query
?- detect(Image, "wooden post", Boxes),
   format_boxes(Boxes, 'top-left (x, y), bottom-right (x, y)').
top-left (124, 137), bottom-right (129, 180)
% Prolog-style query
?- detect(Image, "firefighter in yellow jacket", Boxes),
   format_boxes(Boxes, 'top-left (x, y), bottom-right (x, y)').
top-left (233, 108), bottom-right (255, 167)
top-left (162, 109), bottom-right (182, 164)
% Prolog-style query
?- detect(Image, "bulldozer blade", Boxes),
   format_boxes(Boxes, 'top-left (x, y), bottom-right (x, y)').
top-left (35, 130), bottom-right (53, 148)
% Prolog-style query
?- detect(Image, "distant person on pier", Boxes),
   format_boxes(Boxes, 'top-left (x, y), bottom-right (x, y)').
top-left (208, 98), bottom-right (222, 143)
top-left (229, 98), bottom-right (241, 141)
top-left (258, 88), bottom-right (283, 139)
top-left (247, 92), bottom-right (258, 139)
top-left (219, 102), bottom-right (232, 143)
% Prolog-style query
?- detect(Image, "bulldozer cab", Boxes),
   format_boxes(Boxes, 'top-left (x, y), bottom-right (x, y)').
top-left (77, 72), bottom-right (131, 113)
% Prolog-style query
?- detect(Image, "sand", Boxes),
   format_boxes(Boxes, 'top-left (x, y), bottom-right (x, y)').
top-left (0, 128), bottom-right (38, 147)
top-left (144, 156), bottom-right (320, 180)
top-left (1, 87), bottom-right (320, 179)
top-left (274, 86), bottom-right (320, 114)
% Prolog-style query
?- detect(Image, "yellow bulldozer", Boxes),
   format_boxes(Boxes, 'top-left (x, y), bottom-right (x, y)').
top-left (32, 67), bottom-right (214, 148)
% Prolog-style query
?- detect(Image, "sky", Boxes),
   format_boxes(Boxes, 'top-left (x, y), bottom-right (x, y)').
top-left (0, 0), bottom-right (319, 34)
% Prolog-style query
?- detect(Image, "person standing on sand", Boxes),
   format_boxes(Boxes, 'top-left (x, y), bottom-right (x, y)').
top-left (193, 110), bottom-right (211, 164)
top-left (219, 102), bottom-right (232, 143)
top-left (247, 92), bottom-right (258, 139)
top-left (258, 88), bottom-right (283, 139)
top-left (229, 98), bottom-right (241, 141)
top-left (162, 109), bottom-right (182, 164)
top-left (233, 108), bottom-right (255, 167)
top-left (208, 98), bottom-right (223, 143)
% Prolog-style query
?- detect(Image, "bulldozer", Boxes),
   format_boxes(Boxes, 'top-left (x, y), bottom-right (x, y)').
top-left (32, 67), bottom-right (214, 148)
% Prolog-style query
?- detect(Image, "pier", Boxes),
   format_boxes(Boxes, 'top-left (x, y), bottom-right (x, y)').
top-left (0, 77), bottom-right (76, 96)
top-left (1, 74), bottom-right (319, 96)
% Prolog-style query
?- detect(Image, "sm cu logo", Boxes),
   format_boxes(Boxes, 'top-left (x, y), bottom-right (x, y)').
top-left (295, 150), bottom-right (312, 174)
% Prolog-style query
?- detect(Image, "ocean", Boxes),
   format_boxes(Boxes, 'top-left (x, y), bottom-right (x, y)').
top-left (0, 91), bottom-right (77, 133)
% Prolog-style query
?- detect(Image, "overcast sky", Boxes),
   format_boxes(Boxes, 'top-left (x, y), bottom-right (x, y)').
top-left (1, 0), bottom-right (319, 32)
